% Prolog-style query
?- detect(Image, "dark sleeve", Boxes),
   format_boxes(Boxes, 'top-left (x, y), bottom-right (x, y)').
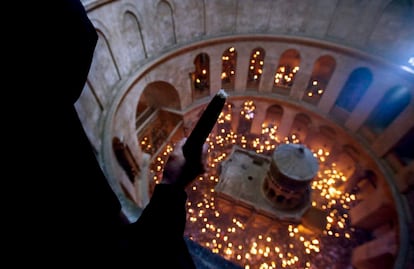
top-left (125, 184), bottom-right (196, 268)
top-left (137, 184), bottom-right (188, 235)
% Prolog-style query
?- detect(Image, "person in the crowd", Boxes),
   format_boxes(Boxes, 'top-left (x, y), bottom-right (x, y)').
top-left (11, 0), bottom-right (207, 267)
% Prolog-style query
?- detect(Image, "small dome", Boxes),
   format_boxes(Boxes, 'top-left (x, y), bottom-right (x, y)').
top-left (272, 143), bottom-right (319, 181)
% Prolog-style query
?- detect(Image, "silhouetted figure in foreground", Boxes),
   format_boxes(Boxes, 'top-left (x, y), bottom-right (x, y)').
top-left (10, 1), bottom-right (205, 268)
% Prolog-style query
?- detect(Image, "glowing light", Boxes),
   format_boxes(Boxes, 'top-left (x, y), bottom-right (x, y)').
top-left (146, 101), bottom-right (366, 268)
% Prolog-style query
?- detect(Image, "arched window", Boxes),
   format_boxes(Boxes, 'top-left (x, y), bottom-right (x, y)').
top-left (191, 53), bottom-right (210, 99)
top-left (221, 47), bottom-right (237, 91)
top-left (364, 86), bottom-right (411, 135)
top-left (135, 81), bottom-right (180, 129)
top-left (303, 55), bottom-right (336, 105)
top-left (264, 105), bottom-right (283, 128)
top-left (260, 105), bottom-right (283, 143)
top-left (237, 100), bottom-right (256, 134)
top-left (156, 1), bottom-right (176, 47)
top-left (137, 81), bottom-right (182, 155)
top-left (121, 11), bottom-right (147, 70)
top-left (290, 113), bottom-right (312, 143)
top-left (307, 125), bottom-right (336, 157)
top-left (246, 47), bottom-right (265, 90)
top-left (335, 67), bottom-right (372, 112)
top-left (273, 49), bottom-right (301, 95)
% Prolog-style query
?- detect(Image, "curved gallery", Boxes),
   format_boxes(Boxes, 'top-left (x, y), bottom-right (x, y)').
top-left (87, 36), bottom-right (414, 269)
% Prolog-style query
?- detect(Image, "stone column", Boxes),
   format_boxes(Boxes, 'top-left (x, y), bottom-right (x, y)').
top-left (234, 46), bottom-right (250, 92)
top-left (209, 50), bottom-right (223, 94)
top-left (277, 106), bottom-right (296, 139)
top-left (289, 52), bottom-right (318, 100)
top-left (317, 58), bottom-right (355, 114)
top-left (136, 152), bottom-right (151, 208)
top-left (230, 100), bottom-right (244, 133)
top-left (258, 60), bottom-right (276, 93)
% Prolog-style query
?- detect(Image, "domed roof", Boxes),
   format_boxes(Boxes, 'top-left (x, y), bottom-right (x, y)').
top-left (272, 143), bottom-right (319, 181)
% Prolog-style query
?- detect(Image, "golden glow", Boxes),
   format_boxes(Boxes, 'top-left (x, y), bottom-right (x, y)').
top-left (274, 65), bottom-right (299, 88)
top-left (305, 79), bottom-right (325, 98)
top-left (147, 100), bottom-right (364, 269)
